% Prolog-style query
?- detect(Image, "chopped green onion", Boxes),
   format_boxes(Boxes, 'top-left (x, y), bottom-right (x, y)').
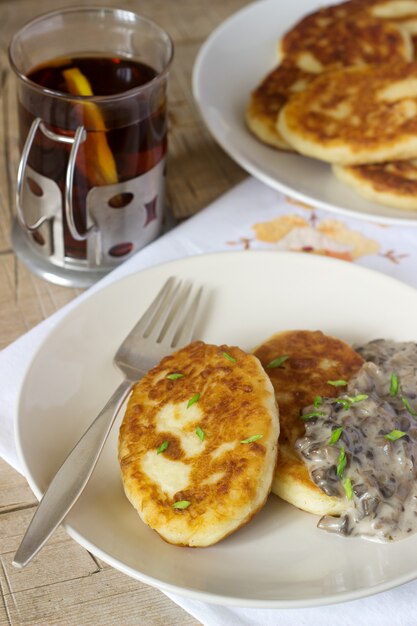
top-left (313, 396), bottom-right (322, 408)
top-left (266, 355), bottom-right (289, 369)
top-left (328, 427), bottom-right (344, 445)
top-left (300, 410), bottom-right (325, 421)
top-left (166, 372), bottom-right (184, 380)
top-left (390, 373), bottom-right (399, 397)
top-left (333, 397), bottom-right (351, 410)
top-left (348, 394), bottom-right (368, 404)
top-left (156, 441), bottom-right (169, 454)
top-left (196, 425), bottom-right (205, 441)
top-left (327, 379), bottom-right (348, 387)
top-left (342, 477), bottom-right (353, 500)
top-left (222, 351), bottom-right (236, 363)
top-left (384, 429), bottom-right (406, 441)
top-left (187, 393), bottom-right (200, 408)
top-left (333, 394), bottom-right (368, 410)
top-left (241, 434), bottom-right (263, 444)
top-left (336, 446), bottom-right (347, 478)
top-left (402, 397), bottom-right (417, 417)
top-left (172, 500), bottom-right (191, 510)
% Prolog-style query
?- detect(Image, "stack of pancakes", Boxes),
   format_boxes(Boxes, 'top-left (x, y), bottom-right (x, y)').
top-left (119, 333), bottom-right (367, 546)
top-left (247, 0), bottom-right (417, 210)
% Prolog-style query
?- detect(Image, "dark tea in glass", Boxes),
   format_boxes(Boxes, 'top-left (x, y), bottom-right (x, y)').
top-left (20, 55), bottom-right (167, 258)
top-left (9, 7), bottom-right (173, 285)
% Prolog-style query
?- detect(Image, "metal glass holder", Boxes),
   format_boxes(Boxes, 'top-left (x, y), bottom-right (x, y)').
top-left (13, 118), bottom-right (166, 288)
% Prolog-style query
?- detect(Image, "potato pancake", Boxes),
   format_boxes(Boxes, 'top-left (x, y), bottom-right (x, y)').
top-left (333, 159), bottom-right (417, 209)
top-left (362, 0), bottom-right (417, 36)
top-left (118, 341), bottom-right (279, 547)
top-left (278, 61), bottom-right (417, 164)
top-left (279, 8), bottom-right (412, 72)
top-left (246, 63), bottom-right (314, 150)
top-left (253, 330), bottom-right (363, 515)
top-left (247, 5), bottom-right (411, 151)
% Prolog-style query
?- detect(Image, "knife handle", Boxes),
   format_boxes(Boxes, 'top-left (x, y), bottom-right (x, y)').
top-left (13, 378), bottom-right (133, 568)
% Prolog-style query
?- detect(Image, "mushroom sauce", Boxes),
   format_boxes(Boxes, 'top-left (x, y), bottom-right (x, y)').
top-left (295, 339), bottom-right (417, 542)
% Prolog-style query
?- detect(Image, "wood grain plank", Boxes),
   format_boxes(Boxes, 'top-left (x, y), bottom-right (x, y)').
top-left (166, 40), bottom-right (246, 218)
top-left (0, 56), bottom-right (12, 255)
top-left (0, 609), bottom-right (9, 626)
top-left (0, 461), bottom-right (200, 625)
top-left (0, 460), bottom-right (36, 514)
top-left (0, 254), bottom-right (82, 349)
top-left (3, 565), bottom-right (200, 626)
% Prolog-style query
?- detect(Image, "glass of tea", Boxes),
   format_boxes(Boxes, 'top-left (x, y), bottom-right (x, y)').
top-left (8, 7), bottom-right (173, 286)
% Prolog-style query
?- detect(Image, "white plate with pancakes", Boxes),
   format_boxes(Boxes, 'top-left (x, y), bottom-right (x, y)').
top-left (193, 0), bottom-right (417, 227)
top-left (15, 251), bottom-right (417, 607)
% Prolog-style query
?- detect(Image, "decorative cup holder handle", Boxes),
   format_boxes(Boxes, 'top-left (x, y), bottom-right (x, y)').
top-left (13, 116), bottom-right (165, 287)
top-left (16, 117), bottom-right (88, 239)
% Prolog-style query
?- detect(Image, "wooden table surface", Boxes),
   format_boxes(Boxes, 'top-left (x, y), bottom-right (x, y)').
top-left (0, 1), bottom-right (249, 624)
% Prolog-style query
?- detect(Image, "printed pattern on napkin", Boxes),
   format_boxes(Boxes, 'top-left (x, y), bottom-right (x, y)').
top-left (223, 191), bottom-right (414, 286)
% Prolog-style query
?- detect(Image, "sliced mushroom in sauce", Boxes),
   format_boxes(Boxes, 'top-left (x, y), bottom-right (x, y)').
top-left (295, 340), bottom-right (417, 542)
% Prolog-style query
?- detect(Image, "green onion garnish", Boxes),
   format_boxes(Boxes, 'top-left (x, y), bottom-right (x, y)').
top-left (342, 477), bottom-right (353, 500)
top-left (300, 410), bottom-right (325, 421)
top-left (166, 372), bottom-right (184, 380)
top-left (336, 446), bottom-right (347, 477)
top-left (384, 429), bottom-right (406, 441)
top-left (172, 500), bottom-right (191, 509)
top-left (241, 434), bottom-right (263, 444)
top-left (327, 379), bottom-right (348, 387)
top-left (333, 394), bottom-right (368, 410)
top-left (313, 396), bottom-right (322, 408)
top-left (165, 372), bottom-right (184, 380)
top-left (328, 427), bottom-right (344, 445)
top-left (390, 373), bottom-right (399, 397)
top-left (196, 425), bottom-right (205, 441)
top-left (187, 393), bottom-right (200, 408)
top-left (402, 397), bottom-right (417, 416)
top-left (266, 355), bottom-right (289, 369)
top-left (156, 441), bottom-right (169, 454)
top-left (333, 398), bottom-right (351, 410)
top-left (348, 394), bottom-right (368, 404)
top-left (222, 352), bottom-right (236, 363)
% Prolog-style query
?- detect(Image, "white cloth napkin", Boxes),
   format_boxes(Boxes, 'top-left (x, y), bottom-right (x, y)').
top-left (2, 176), bottom-right (417, 625)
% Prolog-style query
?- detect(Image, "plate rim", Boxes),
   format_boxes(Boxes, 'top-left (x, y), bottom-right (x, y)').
top-left (192, 0), bottom-right (417, 228)
top-left (15, 249), bottom-right (417, 608)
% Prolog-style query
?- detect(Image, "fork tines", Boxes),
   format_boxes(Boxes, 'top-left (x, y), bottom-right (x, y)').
top-left (143, 277), bottom-right (203, 349)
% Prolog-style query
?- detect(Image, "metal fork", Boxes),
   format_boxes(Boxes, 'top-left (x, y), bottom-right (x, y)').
top-left (13, 276), bottom-right (203, 568)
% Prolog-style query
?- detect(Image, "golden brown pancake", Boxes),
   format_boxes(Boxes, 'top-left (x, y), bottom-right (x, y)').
top-left (246, 63), bottom-right (315, 150)
top-left (278, 9), bottom-right (412, 72)
top-left (278, 61), bottom-right (417, 164)
top-left (333, 159), bottom-right (417, 208)
top-left (362, 0), bottom-right (417, 36)
top-left (248, 6), bottom-right (412, 150)
top-left (118, 341), bottom-right (279, 547)
top-left (253, 330), bottom-right (364, 515)
top-left (278, 2), bottom-right (363, 62)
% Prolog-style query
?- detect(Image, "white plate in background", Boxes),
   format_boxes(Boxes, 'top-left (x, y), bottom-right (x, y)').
top-left (192, 0), bottom-right (417, 227)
